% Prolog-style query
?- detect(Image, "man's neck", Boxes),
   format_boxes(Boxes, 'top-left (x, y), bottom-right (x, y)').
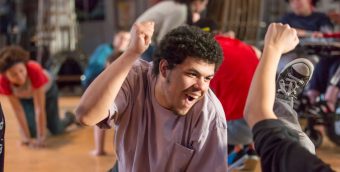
top-left (154, 77), bottom-right (170, 109)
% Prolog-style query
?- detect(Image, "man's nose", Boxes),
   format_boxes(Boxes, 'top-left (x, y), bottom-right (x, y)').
top-left (194, 78), bottom-right (209, 91)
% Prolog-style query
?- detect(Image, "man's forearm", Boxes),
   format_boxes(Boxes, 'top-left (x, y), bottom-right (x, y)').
top-left (76, 51), bottom-right (140, 126)
top-left (244, 46), bottom-right (282, 128)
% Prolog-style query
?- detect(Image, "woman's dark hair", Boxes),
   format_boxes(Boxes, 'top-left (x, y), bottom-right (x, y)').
top-left (152, 25), bottom-right (223, 75)
top-left (0, 45), bottom-right (30, 73)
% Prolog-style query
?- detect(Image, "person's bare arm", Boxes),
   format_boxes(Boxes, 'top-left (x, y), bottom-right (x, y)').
top-left (7, 95), bottom-right (31, 143)
top-left (244, 23), bottom-right (299, 128)
top-left (32, 87), bottom-right (47, 147)
top-left (75, 22), bottom-right (154, 126)
top-left (294, 28), bottom-right (323, 38)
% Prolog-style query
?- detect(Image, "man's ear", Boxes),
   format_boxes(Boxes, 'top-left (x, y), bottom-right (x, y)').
top-left (159, 59), bottom-right (169, 78)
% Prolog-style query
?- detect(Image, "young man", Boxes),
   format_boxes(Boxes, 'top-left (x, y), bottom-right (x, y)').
top-left (244, 23), bottom-right (334, 172)
top-left (75, 22), bottom-right (228, 171)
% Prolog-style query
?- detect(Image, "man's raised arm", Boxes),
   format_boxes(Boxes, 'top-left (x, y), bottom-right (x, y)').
top-left (75, 22), bottom-right (154, 126)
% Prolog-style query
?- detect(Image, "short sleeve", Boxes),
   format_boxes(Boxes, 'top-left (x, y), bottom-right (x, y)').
top-left (26, 61), bottom-right (48, 89)
top-left (0, 75), bottom-right (12, 95)
top-left (96, 62), bottom-right (144, 128)
top-left (96, 81), bottom-right (131, 129)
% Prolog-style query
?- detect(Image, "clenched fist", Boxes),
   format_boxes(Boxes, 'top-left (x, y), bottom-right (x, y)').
top-left (264, 23), bottom-right (299, 54)
top-left (127, 21), bottom-right (155, 56)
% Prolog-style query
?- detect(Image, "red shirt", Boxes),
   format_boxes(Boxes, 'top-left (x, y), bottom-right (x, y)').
top-left (210, 36), bottom-right (259, 121)
top-left (0, 61), bottom-right (48, 96)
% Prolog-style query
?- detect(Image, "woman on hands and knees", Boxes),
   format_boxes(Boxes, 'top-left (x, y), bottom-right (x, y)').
top-left (0, 46), bottom-right (75, 148)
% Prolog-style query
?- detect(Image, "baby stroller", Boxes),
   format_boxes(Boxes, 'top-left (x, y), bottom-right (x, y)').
top-left (294, 36), bottom-right (340, 148)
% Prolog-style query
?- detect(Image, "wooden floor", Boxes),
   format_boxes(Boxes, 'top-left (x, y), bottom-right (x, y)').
top-left (1, 96), bottom-right (115, 172)
top-left (1, 95), bottom-right (340, 171)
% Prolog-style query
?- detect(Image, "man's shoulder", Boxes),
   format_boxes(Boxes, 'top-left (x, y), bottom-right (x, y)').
top-left (199, 89), bottom-right (227, 128)
top-left (130, 59), bottom-right (152, 74)
top-left (125, 59), bottom-right (153, 87)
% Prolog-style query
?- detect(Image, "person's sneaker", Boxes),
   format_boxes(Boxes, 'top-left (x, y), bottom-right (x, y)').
top-left (228, 149), bottom-right (247, 170)
top-left (63, 111), bottom-right (76, 127)
top-left (276, 58), bottom-right (314, 106)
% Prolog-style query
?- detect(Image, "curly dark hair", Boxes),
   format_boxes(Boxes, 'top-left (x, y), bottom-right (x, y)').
top-left (0, 45), bottom-right (30, 73)
top-left (152, 25), bottom-right (223, 75)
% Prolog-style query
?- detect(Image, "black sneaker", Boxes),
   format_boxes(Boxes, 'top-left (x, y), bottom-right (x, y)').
top-left (63, 111), bottom-right (76, 127)
top-left (276, 58), bottom-right (314, 106)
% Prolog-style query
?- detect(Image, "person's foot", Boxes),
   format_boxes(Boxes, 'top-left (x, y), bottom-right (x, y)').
top-left (63, 111), bottom-right (76, 127)
top-left (276, 58), bottom-right (314, 106)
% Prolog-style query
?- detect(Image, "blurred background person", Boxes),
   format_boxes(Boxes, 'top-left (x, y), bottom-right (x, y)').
top-left (0, 46), bottom-right (75, 148)
top-left (135, 0), bottom-right (209, 61)
top-left (82, 31), bottom-right (130, 89)
top-left (281, 0), bottom-right (333, 37)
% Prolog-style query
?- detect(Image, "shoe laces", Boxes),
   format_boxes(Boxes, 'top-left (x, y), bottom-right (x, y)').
top-left (277, 73), bottom-right (305, 99)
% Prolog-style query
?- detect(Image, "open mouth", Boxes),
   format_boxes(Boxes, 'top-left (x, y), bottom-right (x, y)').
top-left (185, 94), bottom-right (200, 103)
top-left (187, 95), bottom-right (195, 102)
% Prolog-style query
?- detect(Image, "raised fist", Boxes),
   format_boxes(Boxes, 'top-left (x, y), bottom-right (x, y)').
top-left (264, 23), bottom-right (299, 54)
top-left (127, 21), bottom-right (155, 56)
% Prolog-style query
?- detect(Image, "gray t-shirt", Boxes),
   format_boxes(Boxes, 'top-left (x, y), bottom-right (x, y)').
top-left (136, 1), bottom-right (188, 44)
top-left (99, 60), bottom-right (228, 172)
